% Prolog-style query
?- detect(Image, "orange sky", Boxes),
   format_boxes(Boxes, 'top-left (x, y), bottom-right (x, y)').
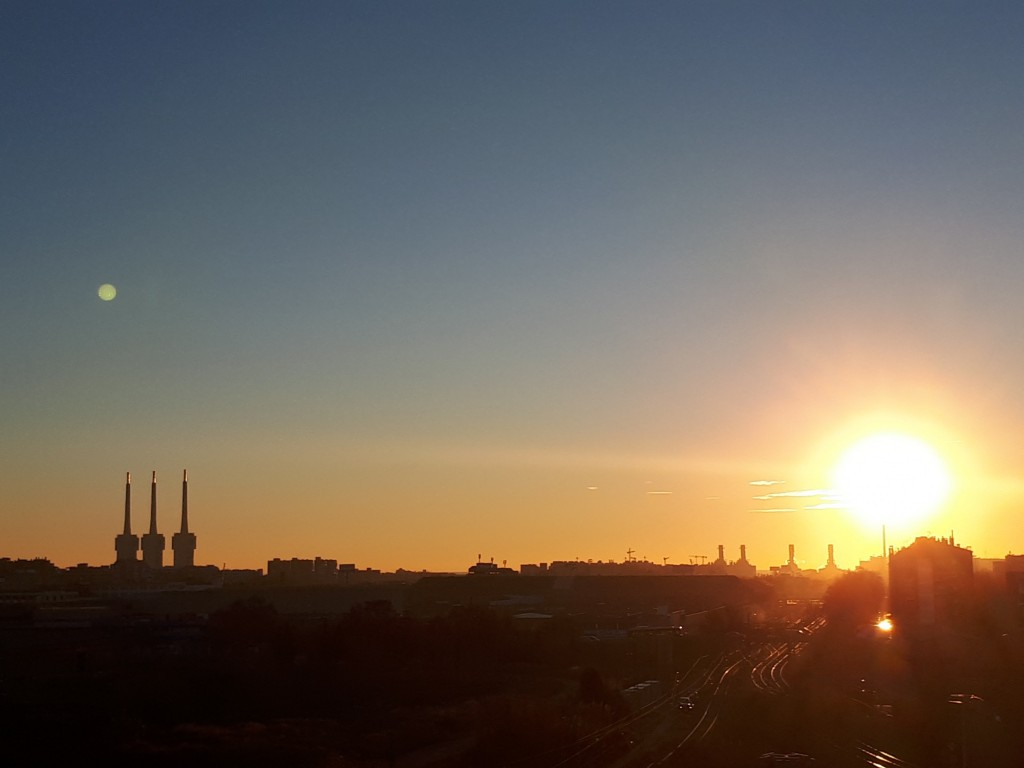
top-left (5, 5), bottom-right (1024, 573)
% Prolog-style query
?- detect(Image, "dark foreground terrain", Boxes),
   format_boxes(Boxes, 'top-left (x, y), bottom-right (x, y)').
top-left (4, 571), bottom-right (1024, 766)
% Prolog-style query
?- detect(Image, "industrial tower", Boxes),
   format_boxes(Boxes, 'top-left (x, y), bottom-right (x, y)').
top-left (172, 469), bottom-right (196, 568)
top-left (141, 471), bottom-right (165, 568)
top-left (115, 470), bottom-right (196, 568)
top-left (114, 472), bottom-right (140, 563)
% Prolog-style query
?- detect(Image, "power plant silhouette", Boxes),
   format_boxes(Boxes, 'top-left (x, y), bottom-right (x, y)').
top-left (114, 470), bottom-right (196, 568)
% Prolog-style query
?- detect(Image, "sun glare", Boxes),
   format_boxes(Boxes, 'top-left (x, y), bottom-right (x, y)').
top-left (831, 432), bottom-right (952, 529)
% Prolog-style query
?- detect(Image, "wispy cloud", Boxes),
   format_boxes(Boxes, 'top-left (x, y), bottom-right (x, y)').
top-left (750, 487), bottom-right (847, 513)
top-left (750, 480), bottom-right (785, 486)
top-left (646, 490), bottom-right (673, 495)
top-left (754, 488), bottom-right (834, 500)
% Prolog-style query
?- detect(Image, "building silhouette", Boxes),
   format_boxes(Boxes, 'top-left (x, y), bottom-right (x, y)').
top-left (172, 470), bottom-right (196, 568)
top-left (817, 543), bottom-right (843, 579)
top-left (708, 544), bottom-right (757, 578)
top-left (889, 535), bottom-right (973, 634)
top-left (113, 472), bottom-right (139, 564)
top-left (769, 543), bottom-right (802, 576)
top-left (732, 544), bottom-right (757, 578)
top-left (141, 471), bottom-right (165, 568)
top-left (114, 470), bottom-right (196, 569)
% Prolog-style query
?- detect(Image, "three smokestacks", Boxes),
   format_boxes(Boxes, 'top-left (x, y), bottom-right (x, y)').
top-left (115, 470), bottom-right (195, 568)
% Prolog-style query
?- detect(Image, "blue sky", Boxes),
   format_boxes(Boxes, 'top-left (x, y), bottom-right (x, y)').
top-left (4, 2), bottom-right (1024, 570)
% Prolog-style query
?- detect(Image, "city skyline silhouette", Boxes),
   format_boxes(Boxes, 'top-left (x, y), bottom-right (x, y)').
top-left (5, 4), bottom-right (1024, 764)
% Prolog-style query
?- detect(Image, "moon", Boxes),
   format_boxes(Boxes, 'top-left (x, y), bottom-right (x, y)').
top-left (831, 432), bottom-right (952, 529)
top-left (98, 283), bottom-right (117, 301)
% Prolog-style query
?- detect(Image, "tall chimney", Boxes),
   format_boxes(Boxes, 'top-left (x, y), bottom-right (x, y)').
top-left (717, 544), bottom-right (725, 563)
top-left (788, 544), bottom-right (795, 565)
top-left (123, 471), bottom-right (132, 535)
top-left (149, 471), bottom-right (158, 534)
top-left (141, 470), bottom-right (165, 568)
top-left (827, 543), bottom-right (835, 567)
top-left (114, 472), bottom-right (140, 564)
top-left (180, 469), bottom-right (189, 533)
top-left (172, 469), bottom-right (197, 569)
top-left (739, 544), bottom-right (747, 563)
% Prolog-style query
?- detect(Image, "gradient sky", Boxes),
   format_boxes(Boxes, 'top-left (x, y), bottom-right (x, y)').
top-left (4, 2), bottom-right (1024, 572)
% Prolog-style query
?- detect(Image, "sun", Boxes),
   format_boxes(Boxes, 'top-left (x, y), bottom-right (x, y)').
top-left (831, 432), bottom-right (952, 529)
